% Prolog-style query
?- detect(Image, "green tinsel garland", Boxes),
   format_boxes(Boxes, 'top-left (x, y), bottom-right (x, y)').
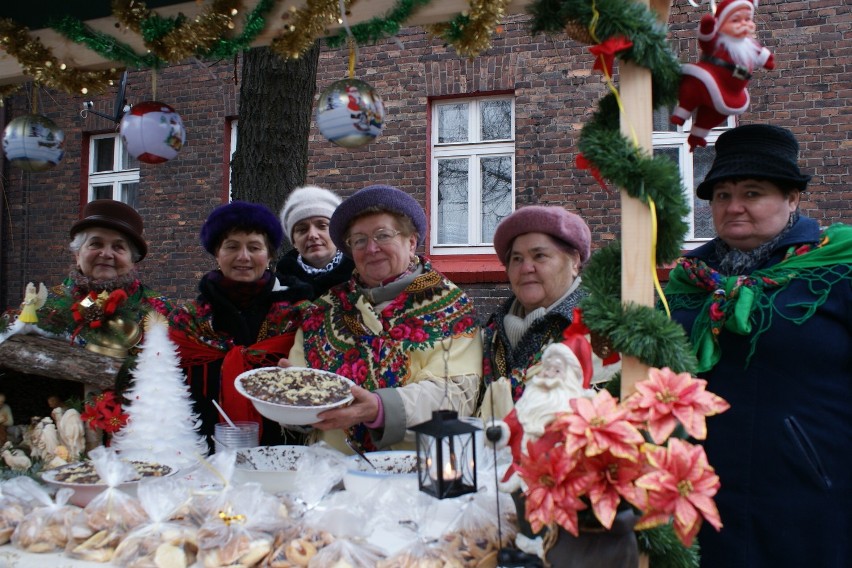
top-left (50, 16), bottom-right (162, 69)
top-left (326, 0), bottom-right (433, 49)
top-left (50, 0), bottom-right (275, 71)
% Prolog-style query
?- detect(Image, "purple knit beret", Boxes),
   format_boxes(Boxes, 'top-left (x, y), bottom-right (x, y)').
top-left (200, 201), bottom-right (284, 254)
top-left (492, 205), bottom-right (591, 266)
top-left (329, 185), bottom-right (427, 251)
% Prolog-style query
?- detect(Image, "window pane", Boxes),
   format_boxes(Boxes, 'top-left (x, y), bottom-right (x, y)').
top-left (481, 100), bottom-right (512, 141)
top-left (692, 146), bottom-right (716, 238)
top-left (437, 158), bottom-right (469, 244)
top-left (119, 140), bottom-right (139, 170)
top-left (120, 183), bottom-right (139, 208)
top-left (480, 156), bottom-right (512, 243)
top-left (438, 104), bottom-right (468, 143)
top-left (92, 185), bottom-right (113, 200)
top-left (653, 107), bottom-right (678, 133)
top-left (93, 138), bottom-right (115, 172)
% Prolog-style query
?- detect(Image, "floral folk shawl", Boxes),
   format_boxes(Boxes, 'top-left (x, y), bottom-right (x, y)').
top-left (301, 258), bottom-right (478, 446)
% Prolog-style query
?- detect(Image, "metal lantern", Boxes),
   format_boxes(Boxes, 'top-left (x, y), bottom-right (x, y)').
top-left (410, 409), bottom-right (479, 499)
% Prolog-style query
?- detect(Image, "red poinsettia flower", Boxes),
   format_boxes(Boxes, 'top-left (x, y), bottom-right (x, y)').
top-left (100, 402), bottom-right (129, 433)
top-left (581, 448), bottom-right (649, 529)
top-left (625, 367), bottom-right (730, 443)
top-left (81, 390), bottom-right (126, 433)
top-left (558, 390), bottom-right (645, 461)
top-left (635, 438), bottom-right (723, 546)
top-left (517, 431), bottom-right (592, 536)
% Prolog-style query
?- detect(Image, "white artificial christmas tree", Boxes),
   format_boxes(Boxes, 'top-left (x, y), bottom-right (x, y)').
top-left (110, 312), bottom-right (207, 469)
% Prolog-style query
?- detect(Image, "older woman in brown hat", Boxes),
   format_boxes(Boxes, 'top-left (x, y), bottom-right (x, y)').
top-left (479, 205), bottom-right (618, 420)
top-left (27, 199), bottom-right (172, 351)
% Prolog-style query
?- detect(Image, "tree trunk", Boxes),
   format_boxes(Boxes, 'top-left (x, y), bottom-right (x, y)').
top-left (0, 335), bottom-right (122, 390)
top-left (230, 43), bottom-right (320, 234)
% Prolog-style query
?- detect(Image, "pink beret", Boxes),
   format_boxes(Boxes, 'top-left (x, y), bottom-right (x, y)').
top-left (492, 205), bottom-right (591, 266)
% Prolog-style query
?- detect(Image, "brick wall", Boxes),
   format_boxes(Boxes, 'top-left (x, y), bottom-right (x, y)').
top-left (1, 0), bottom-right (849, 325)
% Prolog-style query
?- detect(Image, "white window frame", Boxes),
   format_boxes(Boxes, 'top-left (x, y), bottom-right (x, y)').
top-left (229, 119), bottom-right (238, 200)
top-left (87, 133), bottom-right (139, 206)
top-left (652, 113), bottom-right (735, 249)
top-left (430, 96), bottom-right (515, 256)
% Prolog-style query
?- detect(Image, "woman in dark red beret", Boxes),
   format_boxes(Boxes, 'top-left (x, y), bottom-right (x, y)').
top-left (479, 205), bottom-right (618, 418)
top-left (168, 201), bottom-right (312, 451)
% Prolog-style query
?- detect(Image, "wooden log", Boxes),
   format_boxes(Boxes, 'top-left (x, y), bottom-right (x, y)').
top-left (0, 335), bottom-right (122, 390)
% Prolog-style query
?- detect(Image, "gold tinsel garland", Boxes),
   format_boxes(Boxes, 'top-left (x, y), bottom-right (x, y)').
top-left (0, 18), bottom-right (122, 96)
top-left (112, 0), bottom-right (243, 62)
top-left (269, 0), bottom-right (357, 60)
top-left (425, 0), bottom-right (511, 58)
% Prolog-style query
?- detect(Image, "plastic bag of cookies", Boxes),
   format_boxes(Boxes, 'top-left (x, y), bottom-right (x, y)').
top-left (376, 541), bottom-right (465, 568)
top-left (305, 538), bottom-right (387, 567)
top-left (0, 477), bottom-right (36, 545)
top-left (263, 522), bottom-right (336, 567)
top-left (9, 476), bottom-right (80, 553)
top-left (112, 477), bottom-right (199, 568)
top-left (197, 482), bottom-right (290, 567)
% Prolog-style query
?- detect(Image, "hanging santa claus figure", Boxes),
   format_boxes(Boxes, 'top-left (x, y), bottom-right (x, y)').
top-left (671, 0), bottom-right (775, 151)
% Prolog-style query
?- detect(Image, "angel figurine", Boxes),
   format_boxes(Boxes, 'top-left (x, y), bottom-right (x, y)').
top-left (19, 282), bottom-right (47, 324)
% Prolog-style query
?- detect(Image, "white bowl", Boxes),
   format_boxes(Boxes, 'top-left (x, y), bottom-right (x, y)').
top-left (343, 450), bottom-right (419, 494)
top-left (234, 367), bottom-right (355, 426)
top-left (233, 445), bottom-right (310, 493)
top-left (41, 460), bottom-right (177, 507)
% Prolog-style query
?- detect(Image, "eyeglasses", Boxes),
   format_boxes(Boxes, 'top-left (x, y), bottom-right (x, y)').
top-left (345, 229), bottom-right (402, 251)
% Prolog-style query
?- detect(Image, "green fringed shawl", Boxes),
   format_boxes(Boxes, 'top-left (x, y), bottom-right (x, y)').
top-left (666, 224), bottom-right (852, 372)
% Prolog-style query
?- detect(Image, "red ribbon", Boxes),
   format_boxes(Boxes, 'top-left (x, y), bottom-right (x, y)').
top-left (576, 153), bottom-right (608, 191)
top-left (589, 36), bottom-right (633, 77)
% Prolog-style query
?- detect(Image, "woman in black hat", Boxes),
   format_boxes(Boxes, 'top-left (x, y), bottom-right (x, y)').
top-left (19, 199), bottom-right (173, 357)
top-left (168, 201), bottom-right (312, 451)
top-left (664, 124), bottom-right (852, 567)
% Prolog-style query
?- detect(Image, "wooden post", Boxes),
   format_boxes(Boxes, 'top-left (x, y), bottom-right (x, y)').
top-left (620, 3), bottom-right (671, 567)
top-left (618, 0), bottom-right (672, 402)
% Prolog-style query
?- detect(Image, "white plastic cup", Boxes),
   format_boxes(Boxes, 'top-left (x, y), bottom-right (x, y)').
top-left (214, 421), bottom-right (259, 453)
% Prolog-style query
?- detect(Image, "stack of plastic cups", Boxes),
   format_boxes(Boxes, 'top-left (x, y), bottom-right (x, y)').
top-left (213, 421), bottom-right (259, 453)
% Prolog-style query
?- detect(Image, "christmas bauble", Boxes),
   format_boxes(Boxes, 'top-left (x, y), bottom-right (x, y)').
top-left (1, 114), bottom-right (65, 172)
top-left (120, 101), bottom-right (186, 164)
top-left (316, 78), bottom-right (385, 148)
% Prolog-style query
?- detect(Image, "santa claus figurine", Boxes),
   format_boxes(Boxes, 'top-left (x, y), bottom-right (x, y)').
top-left (487, 337), bottom-right (595, 558)
top-left (671, 0), bottom-right (775, 150)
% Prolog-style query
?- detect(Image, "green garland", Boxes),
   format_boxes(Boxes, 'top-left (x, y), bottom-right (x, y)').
top-left (527, 0), bottom-right (694, 371)
top-left (49, 0), bottom-right (275, 72)
top-left (50, 16), bottom-right (162, 69)
top-left (326, 0), bottom-right (433, 49)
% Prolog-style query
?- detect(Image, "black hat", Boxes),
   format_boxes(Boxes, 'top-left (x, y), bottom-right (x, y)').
top-left (70, 199), bottom-right (148, 260)
top-left (696, 124), bottom-right (812, 200)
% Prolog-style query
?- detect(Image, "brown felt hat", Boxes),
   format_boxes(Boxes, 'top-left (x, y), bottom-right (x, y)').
top-left (70, 199), bottom-right (148, 260)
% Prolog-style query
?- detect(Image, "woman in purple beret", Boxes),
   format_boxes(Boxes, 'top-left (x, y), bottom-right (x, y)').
top-left (168, 201), bottom-right (312, 452)
top-left (279, 184), bottom-right (482, 454)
